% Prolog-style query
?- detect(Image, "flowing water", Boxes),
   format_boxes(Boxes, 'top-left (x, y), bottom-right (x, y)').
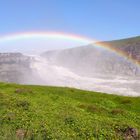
top-left (30, 56), bottom-right (140, 96)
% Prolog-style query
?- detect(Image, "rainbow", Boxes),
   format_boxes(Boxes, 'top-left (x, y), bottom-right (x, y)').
top-left (0, 32), bottom-right (93, 44)
top-left (95, 42), bottom-right (140, 67)
top-left (0, 31), bottom-right (139, 66)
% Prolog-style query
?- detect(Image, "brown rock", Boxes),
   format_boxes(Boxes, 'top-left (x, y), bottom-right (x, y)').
top-left (124, 127), bottom-right (139, 140)
top-left (16, 129), bottom-right (26, 140)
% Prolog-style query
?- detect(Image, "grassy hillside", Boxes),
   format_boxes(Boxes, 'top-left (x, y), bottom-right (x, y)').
top-left (0, 83), bottom-right (140, 140)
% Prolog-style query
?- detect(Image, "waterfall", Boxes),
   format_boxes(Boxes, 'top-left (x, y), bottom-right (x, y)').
top-left (27, 55), bottom-right (140, 96)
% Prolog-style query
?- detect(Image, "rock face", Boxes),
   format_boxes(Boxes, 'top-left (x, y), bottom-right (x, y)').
top-left (99, 36), bottom-right (140, 63)
top-left (0, 53), bottom-right (32, 83)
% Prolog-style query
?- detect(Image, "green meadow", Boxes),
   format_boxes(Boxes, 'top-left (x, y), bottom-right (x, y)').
top-left (0, 82), bottom-right (140, 140)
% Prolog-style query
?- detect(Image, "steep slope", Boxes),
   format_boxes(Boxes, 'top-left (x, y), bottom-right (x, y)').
top-left (98, 36), bottom-right (140, 63)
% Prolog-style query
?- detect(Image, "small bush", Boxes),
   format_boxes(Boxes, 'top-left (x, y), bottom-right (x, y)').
top-left (77, 104), bottom-right (87, 109)
top-left (87, 105), bottom-right (99, 112)
top-left (111, 109), bottom-right (125, 115)
top-left (121, 99), bottom-right (132, 104)
top-left (70, 88), bottom-right (75, 92)
top-left (78, 104), bottom-right (107, 114)
top-left (64, 117), bottom-right (75, 125)
top-left (16, 100), bottom-right (30, 110)
top-left (15, 88), bottom-right (33, 94)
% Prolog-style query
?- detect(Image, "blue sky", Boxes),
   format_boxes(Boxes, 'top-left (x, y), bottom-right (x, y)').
top-left (0, 0), bottom-right (140, 41)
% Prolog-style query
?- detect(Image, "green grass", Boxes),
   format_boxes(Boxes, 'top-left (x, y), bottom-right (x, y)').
top-left (0, 82), bottom-right (140, 140)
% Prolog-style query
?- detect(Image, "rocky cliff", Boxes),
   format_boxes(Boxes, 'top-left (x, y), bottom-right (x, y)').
top-left (0, 53), bottom-right (32, 83)
top-left (98, 36), bottom-right (140, 63)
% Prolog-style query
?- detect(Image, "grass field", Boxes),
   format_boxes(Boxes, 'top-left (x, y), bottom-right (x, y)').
top-left (0, 82), bottom-right (140, 140)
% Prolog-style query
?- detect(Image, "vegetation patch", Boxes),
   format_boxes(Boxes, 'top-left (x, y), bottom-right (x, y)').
top-left (0, 83), bottom-right (140, 139)
top-left (111, 108), bottom-right (125, 115)
top-left (16, 100), bottom-right (30, 110)
top-left (121, 98), bottom-right (132, 104)
top-left (15, 88), bottom-right (33, 94)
